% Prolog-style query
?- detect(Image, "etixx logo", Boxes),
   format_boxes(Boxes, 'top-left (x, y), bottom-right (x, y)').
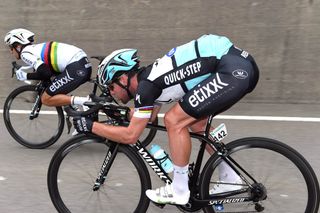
top-left (232, 69), bottom-right (248, 79)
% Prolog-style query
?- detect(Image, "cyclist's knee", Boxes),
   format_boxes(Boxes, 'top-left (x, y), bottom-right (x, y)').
top-left (164, 110), bottom-right (189, 131)
top-left (164, 112), bottom-right (177, 128)
top-left (190, 118), bottom-right (207, 133)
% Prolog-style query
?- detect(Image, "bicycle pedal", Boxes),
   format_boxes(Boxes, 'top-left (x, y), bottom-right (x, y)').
top-left (151, 201), bottom-right (166, 209)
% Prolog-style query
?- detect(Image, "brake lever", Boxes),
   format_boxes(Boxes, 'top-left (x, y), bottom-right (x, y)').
top-left (66, 115), bottom-right (72, 134)
top-left (11, 61), bottom-right (17, 78)
top-left (11, 61), bottom-right (23, 78)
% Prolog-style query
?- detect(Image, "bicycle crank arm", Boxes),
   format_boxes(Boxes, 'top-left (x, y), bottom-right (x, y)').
top-left (150, 200), bottom-right (166, 209)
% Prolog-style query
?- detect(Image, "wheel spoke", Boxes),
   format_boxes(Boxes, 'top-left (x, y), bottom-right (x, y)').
top-left (48, 137), bottom-right (150, 212)
top-left (201, 138), bottom-right (319, 213)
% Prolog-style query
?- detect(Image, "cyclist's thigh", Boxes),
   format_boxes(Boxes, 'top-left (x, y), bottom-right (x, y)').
top-left (46, 58), bottom-right (92, 96)
top-left (179, 55), bottom-right (255, 119)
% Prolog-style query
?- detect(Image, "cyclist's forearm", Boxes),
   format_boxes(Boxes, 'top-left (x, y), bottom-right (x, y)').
top-left (91, 122), bottom-right (137, 144)
top-left (150, 104), bottom-right (161, 123)
top-left (92, 116), bottom-right (149, 144)
top-left (26, 72), bottom-right (44, 80)
top-left (27, 64), bottom-right (52, 80)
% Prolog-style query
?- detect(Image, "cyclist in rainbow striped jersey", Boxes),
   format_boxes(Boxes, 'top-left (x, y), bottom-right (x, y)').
top-left (4, 28), bottom-right (92, 107)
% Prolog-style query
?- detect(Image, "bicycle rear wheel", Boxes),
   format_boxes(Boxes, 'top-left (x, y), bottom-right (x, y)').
top-left (48, 134), bottom-right (151, 213)
top-left (3, 85), bottom-right (64, 149)
top-left (200, 137), bottom-right (319, 213)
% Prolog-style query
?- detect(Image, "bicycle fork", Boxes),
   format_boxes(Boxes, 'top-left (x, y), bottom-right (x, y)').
top-left (29, 94), bottom-right (42, 120)
top-left (93, 142), bottom-right (119, 191)
top-left (29, 83), bottom-right (47, 120)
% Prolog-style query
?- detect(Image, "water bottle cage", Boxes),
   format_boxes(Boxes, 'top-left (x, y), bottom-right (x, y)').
top-left (156, 152), bottom-right (170, 165)
top-left (188, 162), bottom-right (194, 178)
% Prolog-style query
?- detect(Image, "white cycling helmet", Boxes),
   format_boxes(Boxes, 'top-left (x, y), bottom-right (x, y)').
top-left (4, 28), bottom-right (35, 46)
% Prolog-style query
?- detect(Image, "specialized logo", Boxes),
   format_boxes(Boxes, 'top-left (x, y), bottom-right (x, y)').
top-left (166, 47), bottom-right (176, 57)
top-left (136, 145), bottom-right (171, 184)
top-left (188, 73), bottom-right (229, 107)
top-left (49, 71), bottom-right (74, 92)
top-left (232, 69), bottom-right (248, 79)
top-left (135, 94), bottom-right (142, 105)
top-left (96, 150), bottom-right (112, 182)
top-left (113, 54), bottom-right (129, 66)
top-left (209, 197), bottom-right (245, 205)
top-left (164, 61), bottom-right (201, 85)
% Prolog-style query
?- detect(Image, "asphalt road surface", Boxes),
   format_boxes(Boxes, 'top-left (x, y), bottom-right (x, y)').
top-left (0, 102), bottom-right (319, 213)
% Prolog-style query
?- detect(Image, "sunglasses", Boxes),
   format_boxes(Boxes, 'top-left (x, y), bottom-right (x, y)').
top-left (107, 83), bottom-right (115, 91)
top-left (107, 77), bottom-right (121, 91)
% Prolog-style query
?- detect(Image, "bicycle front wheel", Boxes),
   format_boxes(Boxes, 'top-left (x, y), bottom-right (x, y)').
top-left (48, 134), bottom-right (151, 213)
top-left (200, 137), bottom-right (319, 213)
top-left (3, 85), bottom-right (64, 149)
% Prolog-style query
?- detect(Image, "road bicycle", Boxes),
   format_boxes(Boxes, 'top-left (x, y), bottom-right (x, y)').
top-left (47, 100), bottom-right (320, 213)
top-left (3, 60), bottom-right (157, 149)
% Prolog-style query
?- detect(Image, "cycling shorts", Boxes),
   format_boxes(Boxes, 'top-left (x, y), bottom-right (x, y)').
top-left (46, 57), bottom-right (92, 96)
top-left (179, 46), bottom-right (259, 119)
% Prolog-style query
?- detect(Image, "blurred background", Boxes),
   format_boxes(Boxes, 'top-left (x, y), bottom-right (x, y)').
top-left (0, 0), bottom-right (319, 105)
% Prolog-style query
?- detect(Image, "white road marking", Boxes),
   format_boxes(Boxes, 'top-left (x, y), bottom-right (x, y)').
top-left (159, 114), bottom-right (320, 122)
top-left (0, 176), bottom-right (7, 181)
top-left (1, 109), bottom-right (320, 122)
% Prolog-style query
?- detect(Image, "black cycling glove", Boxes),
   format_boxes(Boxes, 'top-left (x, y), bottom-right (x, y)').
top-left (73, 116), bottom-right (94, 133)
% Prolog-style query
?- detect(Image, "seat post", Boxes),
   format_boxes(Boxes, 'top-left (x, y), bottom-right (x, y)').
top-left (204, 115), bottom-right (214, 137)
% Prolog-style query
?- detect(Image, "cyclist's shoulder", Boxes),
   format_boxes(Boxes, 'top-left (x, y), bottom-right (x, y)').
top-left (196, 33), bottom-right (232, 42)
top-left (22, 43), bottom-right (43, 52)
top-left (38, 41), bottom-right (82, 50)
top-left (137, 66), bottom-right (161, 94)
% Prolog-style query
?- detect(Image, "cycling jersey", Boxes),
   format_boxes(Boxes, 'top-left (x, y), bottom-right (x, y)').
top-left (21, 42), bottom-right (86, 73)
top-left (133, 34), bottom-right (259, 119)
top-left (20, 41), bottom-right (92, 96)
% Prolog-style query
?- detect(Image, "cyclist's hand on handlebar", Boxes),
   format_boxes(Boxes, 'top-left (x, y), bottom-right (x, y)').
top-left (16, 69), bottom-right (27, 81)
top-left (73, 116), bottom-right (94, 134)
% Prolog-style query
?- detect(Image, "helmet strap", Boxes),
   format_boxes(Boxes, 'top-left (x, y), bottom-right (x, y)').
top-left (12, 46), bottom-right (22, 59)
top-left (115, 74), bottom-right (134, 99)
top-left (13, 45), bottom-right (27, 59)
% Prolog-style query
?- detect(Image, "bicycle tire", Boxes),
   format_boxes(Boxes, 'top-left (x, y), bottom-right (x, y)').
top-left (3, 85), bottom-right (64, 149)
top-left (47, 134), bottom-right (151, 213)
top-left (200, 137), bottom-right (320, 213)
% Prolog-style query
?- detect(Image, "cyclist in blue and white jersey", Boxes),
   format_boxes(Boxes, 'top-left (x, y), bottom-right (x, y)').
top-left (4, 28), bottom-right (92, 107)
top-left (73, 34), bottom-right (259, 205)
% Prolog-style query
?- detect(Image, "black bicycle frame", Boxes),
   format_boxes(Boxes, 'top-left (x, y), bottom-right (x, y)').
top-left (92, 114), bottom-right (262, 208)
top-left (141, 116), bottom-right (261, 207)
top-left (134, 140), bottom-right (172, 184)
top-left (93, 141), bottom-right (120, 191)
top-left (29, 81), bottom-right (47, 120)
